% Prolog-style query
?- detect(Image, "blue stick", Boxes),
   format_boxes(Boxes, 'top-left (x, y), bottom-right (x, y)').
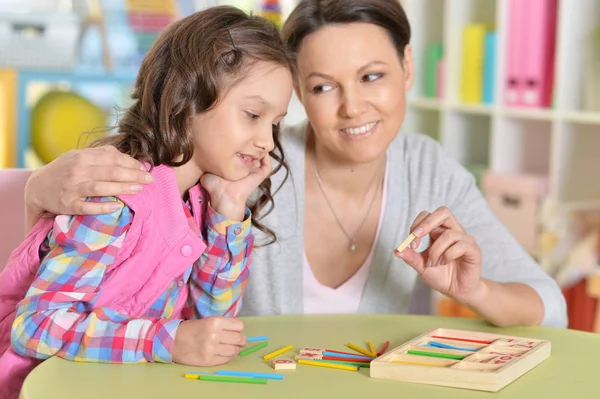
top-left (322, 351), bottom-right (372, 360)
top-left (216, 370), bottom-right (284, 380)
top-left (247, 336), bottom-right (268, 342)
top-left (426, 342), bottom-right (477, 352)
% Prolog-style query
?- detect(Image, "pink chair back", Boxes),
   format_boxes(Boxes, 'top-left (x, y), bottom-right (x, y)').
top-left (0, 169), bottom-right (31, 270)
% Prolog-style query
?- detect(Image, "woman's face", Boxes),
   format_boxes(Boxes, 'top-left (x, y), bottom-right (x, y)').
top-left (295, 22), bottom-right (414, 164)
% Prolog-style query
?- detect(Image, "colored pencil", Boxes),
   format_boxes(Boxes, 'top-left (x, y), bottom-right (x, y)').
top-left (239, 341), bottom-right (268, 356)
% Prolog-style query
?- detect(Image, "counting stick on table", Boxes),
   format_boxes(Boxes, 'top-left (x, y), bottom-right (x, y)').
top-left (197, 375), bottom-right (268, 384)
top-left (396, 233), bottom-right (416, 253)
top-left (263, 345), bottom-right (293, 360)
top-left (298, 359), bottom-right (358, 371)
top-left (239, 341), bottom-right (268, 357)
top-left (347, 343), bottom-right (374, 358)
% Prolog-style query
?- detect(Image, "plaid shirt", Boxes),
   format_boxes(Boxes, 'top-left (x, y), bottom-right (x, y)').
top-left (11, 194), bottom-right (252, 364)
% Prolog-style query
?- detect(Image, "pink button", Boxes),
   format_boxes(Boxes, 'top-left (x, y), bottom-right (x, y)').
top-left (234, 228), bottom-right (242, 235)
top-left (181, 245), bottom-right (193, 257)
top-left (177, 281), bottom-right (184, 287)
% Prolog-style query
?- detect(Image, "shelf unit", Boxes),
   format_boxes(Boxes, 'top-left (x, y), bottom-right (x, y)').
top-left (401, 0), bottom-right (600, 268)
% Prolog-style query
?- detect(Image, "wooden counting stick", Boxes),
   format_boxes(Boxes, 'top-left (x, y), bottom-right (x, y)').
top-left (395, 233), bottom-right (416, 253)
top-left (272, 359), bottom-right (297, 370)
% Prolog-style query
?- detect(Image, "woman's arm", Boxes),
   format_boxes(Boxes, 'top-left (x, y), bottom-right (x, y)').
top-left (13, 198), bottom-right (180, 363)
top-left (397, 138), bottom-right (567, 328)
top-left (24, 146), bottom-right (154, 233)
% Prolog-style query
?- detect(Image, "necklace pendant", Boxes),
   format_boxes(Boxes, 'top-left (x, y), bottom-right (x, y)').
top-left (350, 242), bottom-right (356, 251)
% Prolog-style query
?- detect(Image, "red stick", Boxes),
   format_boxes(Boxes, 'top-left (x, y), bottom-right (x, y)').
top-left (322, 356), bottom-right (371, 363)
top-left (431, 336), bottom-right (492, 345)
top-left (377, 341), bottom-right (390, 356)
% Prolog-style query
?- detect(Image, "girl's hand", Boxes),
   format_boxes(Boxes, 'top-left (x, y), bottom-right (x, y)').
top-left (200, 155), bottom-right (272, 221)
top-left (172, 316), bottom-right (247, 367)
top-left (25, 146), bottom-right (153, 215)
top-left (394, 206), bottom-right (485, 306)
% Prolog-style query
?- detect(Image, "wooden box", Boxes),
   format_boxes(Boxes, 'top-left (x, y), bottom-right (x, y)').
top-left (370, 328), bottom-right (551, 392)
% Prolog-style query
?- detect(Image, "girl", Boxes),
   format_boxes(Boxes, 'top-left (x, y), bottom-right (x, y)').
top-left (25, 0), bottom-right (567, 331)
top-left (0, 6), bottom-right (292, 397)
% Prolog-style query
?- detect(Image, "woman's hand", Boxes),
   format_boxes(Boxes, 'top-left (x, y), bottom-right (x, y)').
top-left (172, 316), bottom-right (247, 367)
top-left (394, 206), bottom-right (485, 306)
top-left (200, 155), bottom-right (272, 221)
top-left (25, 146), bottom-right (153, 216)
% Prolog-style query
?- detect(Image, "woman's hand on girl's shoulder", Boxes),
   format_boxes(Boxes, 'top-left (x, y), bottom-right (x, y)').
top-left (172, 316), bottom-right (247, 366)
top-left (394, 206), bottom-right (484, 306)
top-left (26, 146), bottom-right (154, 216)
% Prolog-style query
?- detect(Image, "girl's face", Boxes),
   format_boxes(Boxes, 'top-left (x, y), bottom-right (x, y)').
top-left (295, 22), bottom-right (414, 164)
top-left (190, 61), bottom-right (293, 180)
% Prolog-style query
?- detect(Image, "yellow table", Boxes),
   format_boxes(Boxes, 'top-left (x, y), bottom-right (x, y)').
top-left (20, 314), bottom-right (600, 398)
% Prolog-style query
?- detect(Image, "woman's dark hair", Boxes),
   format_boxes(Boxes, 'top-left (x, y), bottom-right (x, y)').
top-left (92, 6), bottom-right (292, 245)
top-left (282, 0), bottom-right (411, 74)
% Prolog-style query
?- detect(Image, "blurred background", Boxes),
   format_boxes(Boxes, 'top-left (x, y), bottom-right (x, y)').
top-left (0, 0), bottom-right (599, 331)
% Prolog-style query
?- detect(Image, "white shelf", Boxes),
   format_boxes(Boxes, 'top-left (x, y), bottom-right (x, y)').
top-left (407, 97), bottom-right (444, 111)
top-left (447, 103), bottom-right (494, 115)
top-left (560, 111), bottom-right (600, 125)
top-left (403, 0), bottom-right (600, 259)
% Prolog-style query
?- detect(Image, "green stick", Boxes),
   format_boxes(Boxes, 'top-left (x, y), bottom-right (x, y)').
top-left (407, 349), bottom-right (466, 360)
top-left (198, 375), bottom-right (267, 384)
top-left (238, 341), bottom-right (268, 357)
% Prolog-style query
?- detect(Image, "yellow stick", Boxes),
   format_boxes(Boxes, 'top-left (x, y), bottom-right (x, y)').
top-left (263, 344), bottom-right (293, 360)
top-left (393, 360), bottom-right (448, 367)
top-left (298, 359), bottom-right (358, 371)
top-left (347, 343), bottom-right (374, 358)
top-left (368, 341), bottom-right (377, 357)
top-left (395, 233), bottom-right (417, 253)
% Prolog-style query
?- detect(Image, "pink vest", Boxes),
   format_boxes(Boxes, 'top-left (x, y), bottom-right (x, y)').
top-left (0, 165), bottom-right (207, 398)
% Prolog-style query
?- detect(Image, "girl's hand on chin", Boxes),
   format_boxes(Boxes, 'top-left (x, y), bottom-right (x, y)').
top-left (200, 155), bottom-right (272, 221)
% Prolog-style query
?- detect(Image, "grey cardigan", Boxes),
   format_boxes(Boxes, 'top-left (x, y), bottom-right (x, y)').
top-left (239, 121), bottom-right (567, 328)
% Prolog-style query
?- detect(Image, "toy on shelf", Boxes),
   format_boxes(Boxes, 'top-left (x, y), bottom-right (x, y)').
top-left (0, 4), bottom-right (81, 70)
top-left (504, 0), bottom-right (557, 108)
top-left (30, 90), bottom-right (108, 165)
top-left (370, 328), bottom-right (551, 392)
top-left (261, 0), bottom-right (282, 30)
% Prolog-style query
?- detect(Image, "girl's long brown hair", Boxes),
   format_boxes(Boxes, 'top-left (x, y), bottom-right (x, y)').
top-left (93, 6), bottom-right (291, 245)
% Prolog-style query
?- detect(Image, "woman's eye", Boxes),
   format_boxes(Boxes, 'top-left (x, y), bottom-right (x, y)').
top-left (362, 73), bottom-right (383, 82)
top-left (246, 112), bottom-right (261, 120)
top-left (312, 84), bottom-right (334, 94)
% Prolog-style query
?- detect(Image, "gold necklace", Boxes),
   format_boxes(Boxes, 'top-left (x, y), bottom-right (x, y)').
top-left (311, 155), bottom-right (382, 251)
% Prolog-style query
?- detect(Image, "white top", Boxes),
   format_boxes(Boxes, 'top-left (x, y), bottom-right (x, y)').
top-left (302, 158), bottom-right (389, 314)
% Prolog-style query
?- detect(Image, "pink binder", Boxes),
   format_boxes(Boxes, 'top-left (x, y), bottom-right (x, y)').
top-left (505, 0), bottom-right (526, 106)
top-left (522, 0), bottom-right (558, 108)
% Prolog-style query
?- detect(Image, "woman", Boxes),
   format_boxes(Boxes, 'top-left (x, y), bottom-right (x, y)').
top-left (22, 0), bottom-right (567, 328)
